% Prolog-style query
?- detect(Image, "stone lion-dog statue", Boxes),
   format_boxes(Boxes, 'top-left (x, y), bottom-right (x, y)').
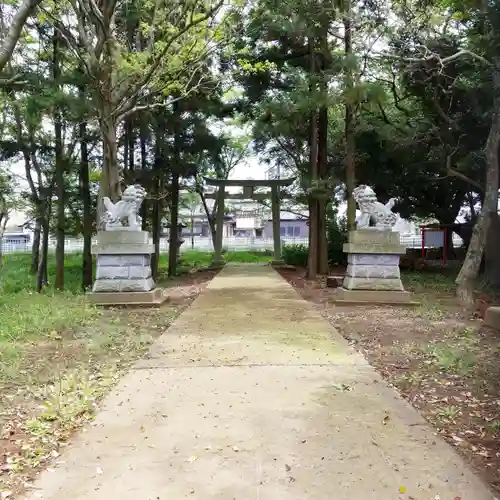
top-left (353, 185), bottom-right (398, 230)
top-left (102, 184), bottom-right (147, 231)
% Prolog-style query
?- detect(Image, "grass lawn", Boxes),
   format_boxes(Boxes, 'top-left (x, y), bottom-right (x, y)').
top-left (278, 266), bottom-right (500, 495)
top-left (0, 249), bottom-right (270, 496)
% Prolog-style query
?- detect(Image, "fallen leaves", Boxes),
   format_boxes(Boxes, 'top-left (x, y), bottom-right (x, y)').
top-left (0, 272), bottom-right (217, 497)
top-left (282, 267), bottom-right (500, 496)
top-left (332, 383), bottom-right (353, 392)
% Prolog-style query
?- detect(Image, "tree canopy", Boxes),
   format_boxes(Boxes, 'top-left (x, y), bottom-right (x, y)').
top-left (0, 0), bottom-right (497, 304)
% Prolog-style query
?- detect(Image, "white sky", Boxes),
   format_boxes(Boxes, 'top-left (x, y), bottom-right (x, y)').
top-left (231, 154), bottom-right (266, 180)
top-left (6, 149), bottom-right (268, 227)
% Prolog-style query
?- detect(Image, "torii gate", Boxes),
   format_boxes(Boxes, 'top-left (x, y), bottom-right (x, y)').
top-left (203, 177), bottom-right (296, 266)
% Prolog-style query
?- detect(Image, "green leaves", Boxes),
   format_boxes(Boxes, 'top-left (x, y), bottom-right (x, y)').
top-left (235, 58), bottom-right (277, 75)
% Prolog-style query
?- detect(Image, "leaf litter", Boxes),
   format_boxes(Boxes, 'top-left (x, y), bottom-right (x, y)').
top-left (278, 267), bottom-right (500, 496)
top-left (0, 270), bottom-right (217, 498)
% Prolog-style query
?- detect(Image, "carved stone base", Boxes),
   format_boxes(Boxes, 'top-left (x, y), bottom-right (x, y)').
top-left (87, 288), bottom-right (167, 307)
top-left (337, 229), bottom-right (413, 301)
top-left (91, 230), bottom-right (156, 294)
top-left (332, 288), bottom-right (417, 306)
top-left (343, 276), bottom-right (404, 291)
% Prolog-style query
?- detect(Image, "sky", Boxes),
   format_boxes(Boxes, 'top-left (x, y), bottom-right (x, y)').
top-left (231, 154), bottom-right (266, 180)
top-left (6, 150), bottom-right (269, 227)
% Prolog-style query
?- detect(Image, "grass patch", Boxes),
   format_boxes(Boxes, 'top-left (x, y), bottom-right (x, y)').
top-left (490, 420), bottom-right (500, 432)
top-left (402, 270), bottom-right (456, 294)
top-left (427, 344), bottom-right (477, 374)
top-left (401, 270), bottom-right (457, 319)
top-left (0, 293), bottom-right (96, 342)
top-left (435, 405), bottom-right (462, 422)
top-left (424, 327), bottom-right (480, 375)
top-left (414, 302), bottom-right (448, 321)
top-left (178, 249), bottom-right (272, 269)
top-left (0, 249), bottom-right (231, 495)
top-left (395, 372), bottom-right (424, 391)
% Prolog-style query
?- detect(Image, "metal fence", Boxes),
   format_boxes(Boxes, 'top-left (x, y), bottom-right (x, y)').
top-left (1, 234), bottom-right (464, 254)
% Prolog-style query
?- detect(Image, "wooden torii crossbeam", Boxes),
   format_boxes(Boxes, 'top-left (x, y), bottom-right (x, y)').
top-left (202, 177), bottom-right (296, 266)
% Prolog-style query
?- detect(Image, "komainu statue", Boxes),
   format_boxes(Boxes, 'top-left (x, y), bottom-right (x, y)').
top-left (101, 184), bottom-right (147, 231)
top-left (353, 185), bottom-right (398, 230)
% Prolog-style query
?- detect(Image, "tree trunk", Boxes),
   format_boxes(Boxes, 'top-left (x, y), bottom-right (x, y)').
top-left (307, 113), bottom-right (319, 279)
top-left (445, 226), bottom-right (455, 259)
top-left (344, 4), bottom-right (356, 231)
top-left (317, 200), bottom-right (328, 273)
top-left (168, 100), bottom-right (181, 276)
top-left (485, 211), bottom-right (500, 287)
top-left (306, 35), bottom-right (319, 279)
top-left (80, 116), bottom-right (92, 290)
top-left (124, 117), bottom-right (135, 172)
top-left (456, 66), bottom-right (500, 307)
top-left (316, 17), bottom-right (330, 275)
top-left (151, 133), bottom-right (163, 280)
top-left (168, 172), bottom-right (180, 276)
top-left (36, 206), bottom-right (50, 292)
top-left (53, 26), bottom-right (65, 290)
top-left (97, 106), bottom-right (121, 227)
top-left (317, 99), bottom-right (329, 274)
top-left (0, 214), bottom-right (7, 270)
top-left (140, 119), bottom-right (148, 230)
top-left (31, 218), bottom-right (41, 274)
top-left (151, 187), bottom-right (162, 280)
top-left (96, 25), bottom-right (121, 225)
top-left (0, 0), bottom-right (43, 72)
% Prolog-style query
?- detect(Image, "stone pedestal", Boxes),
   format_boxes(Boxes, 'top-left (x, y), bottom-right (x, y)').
top-left (332, 229), bottom-right (416, 305)
top-left (87, 230), bottom-right (167, 306)
top-left (484, 306), bottom-right (500, 330)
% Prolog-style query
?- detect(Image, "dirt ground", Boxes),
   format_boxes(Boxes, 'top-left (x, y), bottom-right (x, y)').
top-left (0, 270), bottom-right (217, 498)
top-left (278, 267), bottom-right (500, 496)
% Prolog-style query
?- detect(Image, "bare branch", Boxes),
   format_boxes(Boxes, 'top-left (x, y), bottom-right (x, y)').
top-left (87, 0), bottom-right (105, 29)
top-left (118, 94), bottom-right (185, 121)
top-left (0, 0), bottom-right (43, 72)
top-left (102, 0), bottom-right (119, 27)
top-left (445, 167), bottom-right (483, 191)
top-left (66, 0), bottom-right (93, 54)
top-left (436, 137), bottom-right (484, 191)
top-left (9, 91), bottom-right (38, 201)
top-left (381, 48), bottom-right (491, 67)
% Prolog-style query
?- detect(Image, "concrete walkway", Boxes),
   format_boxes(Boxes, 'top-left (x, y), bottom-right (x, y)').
top-left (23, 265), bottom-right (494, 500)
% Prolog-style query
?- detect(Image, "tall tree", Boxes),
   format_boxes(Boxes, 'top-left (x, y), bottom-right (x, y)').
top-left (53, 25), bottom-right (65, 289)
top-left (51, 0), bottom-right (228, 225)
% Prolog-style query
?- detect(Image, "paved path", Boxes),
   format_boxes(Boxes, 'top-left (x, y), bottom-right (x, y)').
top-left (23, 265), bottom-right (494, 500)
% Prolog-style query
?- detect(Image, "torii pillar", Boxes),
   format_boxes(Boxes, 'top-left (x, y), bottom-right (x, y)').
top-left (270, 184), bottom-right (283, 265)
top-left (212, 183), bottom-right (226, 267)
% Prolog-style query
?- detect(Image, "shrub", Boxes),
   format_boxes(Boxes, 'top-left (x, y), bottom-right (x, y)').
top-left (282, 244), bottom-right (308, 267)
